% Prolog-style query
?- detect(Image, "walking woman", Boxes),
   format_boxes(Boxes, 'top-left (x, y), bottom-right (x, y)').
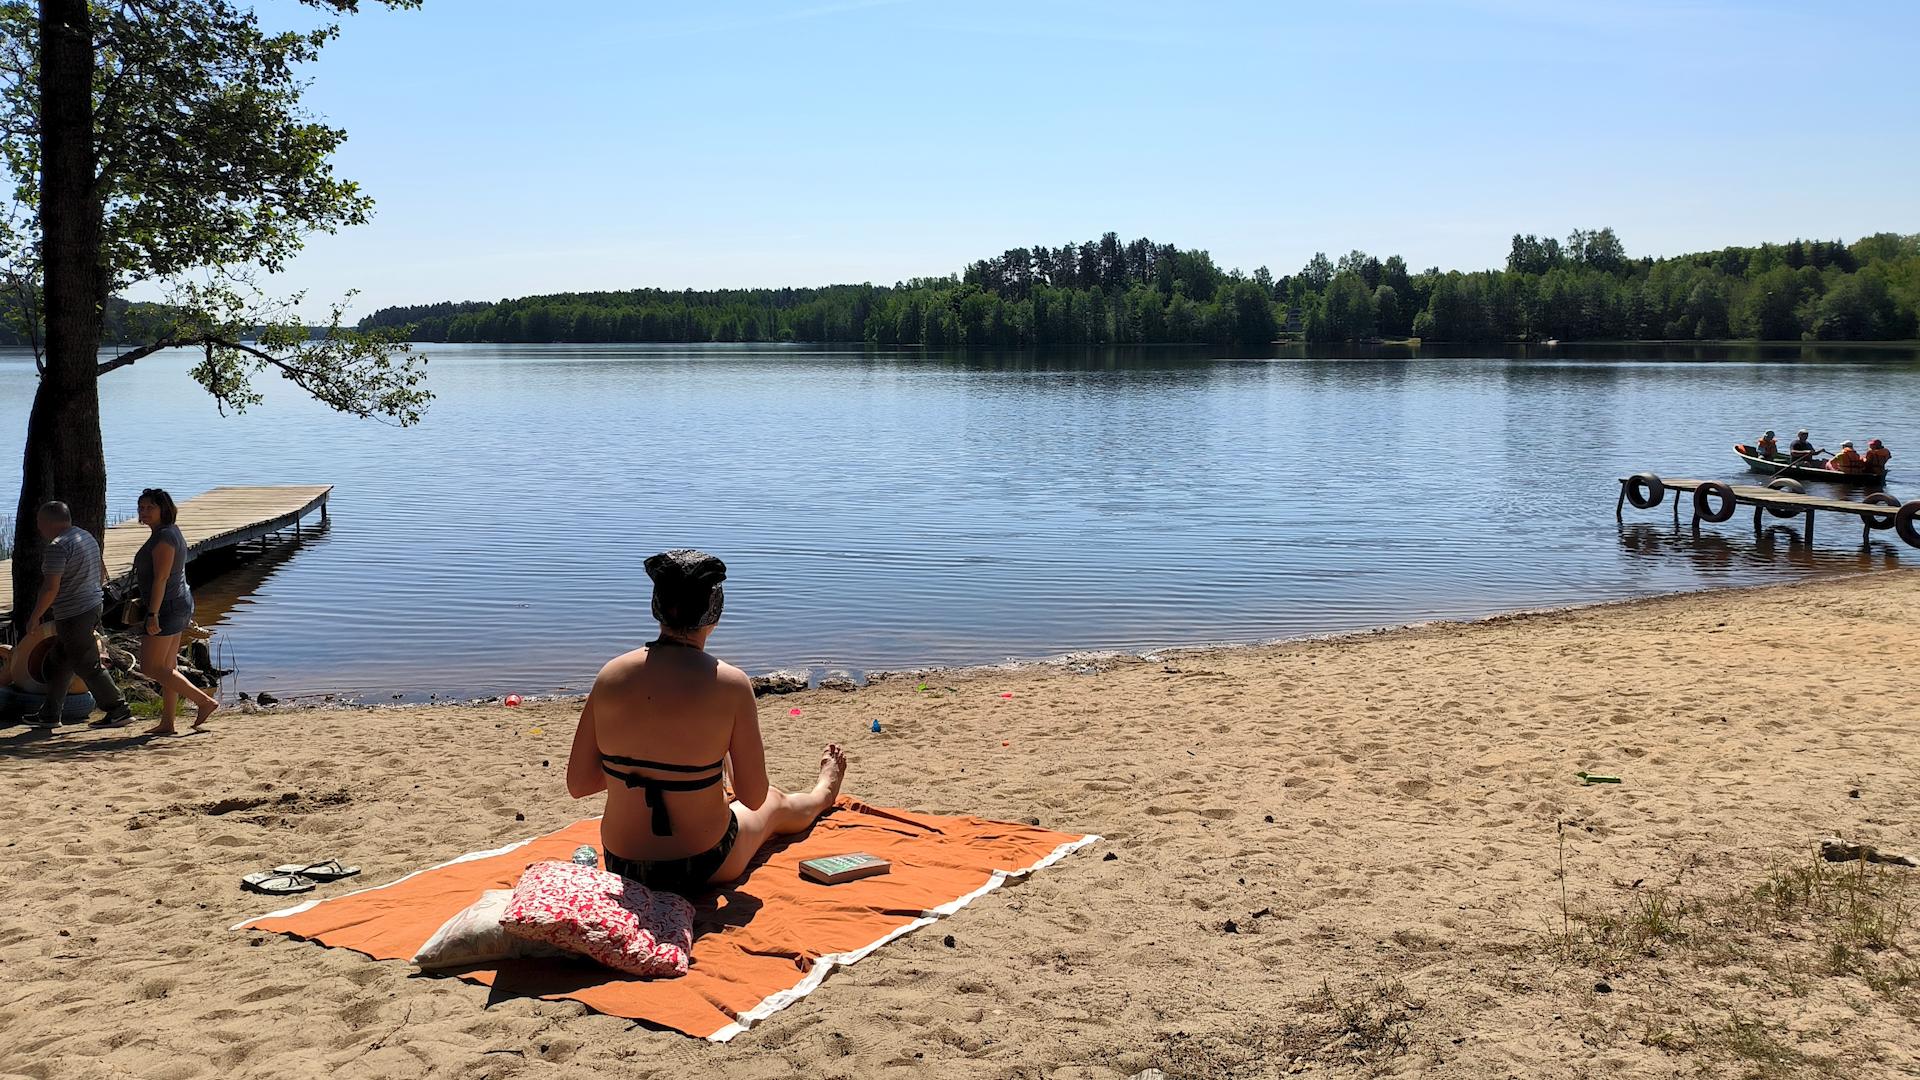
top-left (134, 489), bottom-right (218, 734)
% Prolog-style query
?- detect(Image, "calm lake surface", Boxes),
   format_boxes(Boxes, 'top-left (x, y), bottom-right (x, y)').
top-left (3, 342), bottom-right (1916, 701)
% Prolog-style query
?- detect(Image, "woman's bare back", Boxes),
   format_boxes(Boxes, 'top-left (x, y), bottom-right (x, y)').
top-left (582, 642), bottom-right (759, 861)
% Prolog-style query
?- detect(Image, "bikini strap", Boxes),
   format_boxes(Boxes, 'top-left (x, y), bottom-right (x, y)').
top-left (600, 753), bottom-right (725, 773)
top-left (598, 757), bottom-right (726, 835)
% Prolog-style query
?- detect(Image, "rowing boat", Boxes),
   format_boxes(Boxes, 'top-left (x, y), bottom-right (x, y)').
top-left (1732, 444), bottom-right (1886, 485)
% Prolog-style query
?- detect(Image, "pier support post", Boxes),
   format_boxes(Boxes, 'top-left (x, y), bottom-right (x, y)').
top-left (1615, 482), bottom-right (1627, 521)
top-left (1805, 508), bottom-right (1814, 546)
top-left (1671, 488), bottom-right (1681, 525)
top-left (1752, 504), bottom-right (1763, 534)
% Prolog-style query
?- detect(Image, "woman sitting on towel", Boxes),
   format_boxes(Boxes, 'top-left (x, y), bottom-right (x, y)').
top-left (566, 549), bottom-right (847, 897)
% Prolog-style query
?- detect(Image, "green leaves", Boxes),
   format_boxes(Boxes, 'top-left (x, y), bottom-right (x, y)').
top-left (94, 1), bottom-right (375, 282)
top-left (0, 0), bottom-right (429, 426)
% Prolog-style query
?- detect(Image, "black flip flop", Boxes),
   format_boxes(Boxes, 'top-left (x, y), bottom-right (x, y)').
top-left (271, 859), bottom-right (360, 882)
top-left (242, 871), bottom-right (316, 895)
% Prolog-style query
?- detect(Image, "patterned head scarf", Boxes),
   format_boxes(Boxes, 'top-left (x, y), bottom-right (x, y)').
top-left (645, 549), bottom-right (727, 629)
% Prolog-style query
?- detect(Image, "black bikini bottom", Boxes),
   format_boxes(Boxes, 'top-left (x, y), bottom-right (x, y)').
top-left (604, 811), bottom-right (739, 897)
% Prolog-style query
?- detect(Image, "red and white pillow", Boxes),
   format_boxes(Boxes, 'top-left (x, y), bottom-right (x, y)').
top-left (499, 860), bottom-right (694, 978)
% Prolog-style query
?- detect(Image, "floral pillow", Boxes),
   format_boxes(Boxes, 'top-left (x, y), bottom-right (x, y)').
top-left (499, 860), bottom-right (694, 978)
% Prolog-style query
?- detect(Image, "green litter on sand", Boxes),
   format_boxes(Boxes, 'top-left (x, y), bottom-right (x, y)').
top-left (1577, 771), bottom-right (1622, 785)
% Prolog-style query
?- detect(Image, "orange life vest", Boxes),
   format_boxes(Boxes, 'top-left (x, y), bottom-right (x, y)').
top-left (1757, 437), bottom-right (1778, 457)
top-left (1864, 447), bottom-right (1890, 472)
top-left (1830, 448), bottom-right (1864, 472)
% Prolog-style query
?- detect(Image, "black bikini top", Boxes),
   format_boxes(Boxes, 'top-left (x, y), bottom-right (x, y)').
top-left (599, 638), bottom-right (725, 836)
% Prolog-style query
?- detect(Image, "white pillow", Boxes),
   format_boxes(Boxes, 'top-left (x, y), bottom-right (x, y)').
top-left (412, 889), bottom-right (567, 969)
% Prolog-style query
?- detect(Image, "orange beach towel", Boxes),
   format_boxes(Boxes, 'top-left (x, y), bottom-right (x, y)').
top-left (237, 798), bottom-right (1097, 1040)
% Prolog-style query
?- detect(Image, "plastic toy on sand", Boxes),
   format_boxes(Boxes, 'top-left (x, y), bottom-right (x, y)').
top-left (504, 694), bottom-right (522, 707)
top-left (789, 707), bottom-right (802, 716)
top-left (870, 719), bottom-right (882, 733)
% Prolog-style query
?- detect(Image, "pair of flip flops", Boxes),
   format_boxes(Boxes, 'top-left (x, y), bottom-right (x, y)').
top-left (241, 859), bottom-right (361, 895)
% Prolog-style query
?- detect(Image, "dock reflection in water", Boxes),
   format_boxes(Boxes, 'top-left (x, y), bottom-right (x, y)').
top-left (1617, 523), bottom-right (1904, 574)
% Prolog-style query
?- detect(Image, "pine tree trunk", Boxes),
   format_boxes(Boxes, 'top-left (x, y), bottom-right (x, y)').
top-left (10, 0), bottom-right (106, 632)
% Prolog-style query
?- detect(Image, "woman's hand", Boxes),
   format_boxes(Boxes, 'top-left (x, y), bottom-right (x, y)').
top-left (145, 613), bottom-right (162, 636)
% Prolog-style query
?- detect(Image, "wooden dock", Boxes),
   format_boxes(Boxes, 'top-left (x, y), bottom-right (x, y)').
top-left (0, 485), bottom-right (332, 615)
top-left (1617, 474), bottom-right (1920, 547)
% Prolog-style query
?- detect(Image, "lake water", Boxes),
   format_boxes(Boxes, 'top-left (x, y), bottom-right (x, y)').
top-left (3, 342), bottom-right (1915, 702)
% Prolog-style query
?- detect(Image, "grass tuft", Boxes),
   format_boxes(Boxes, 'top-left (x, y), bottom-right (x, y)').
top-left (1310, 977), bottom-right (1420, 1057)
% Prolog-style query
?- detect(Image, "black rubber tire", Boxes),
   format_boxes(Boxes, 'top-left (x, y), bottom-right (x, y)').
top-left (1693, 481), bottom-right (1737, 524)
top-left (1625, 472), bottom-right (1666, 510)
top-left (1766, 478), bottom-right (1805, 518)
top-left (1862, 492), bottom-right (1900, 531)
top-left (1896, 501), bottom-right (1920, 548)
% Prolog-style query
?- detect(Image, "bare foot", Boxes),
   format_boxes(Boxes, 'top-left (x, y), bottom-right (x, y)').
top-left (191, 700), bottom-right (219, 730)
top-left (147, 721), bottom-right (177, 736)
top-left (815, 743), bottom-right (848, 799)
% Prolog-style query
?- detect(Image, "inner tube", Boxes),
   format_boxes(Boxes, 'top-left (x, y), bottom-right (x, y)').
top-left (1862, 492), bottom-right (1900, 531)
top-left (0, 685), bottom-right (98, 722)
top-left (1625, 472), bottom-right (1666, 510)
top-left (1693, 481), bottom-right (1737, 524)
top-left (1765, 478), bottom-right (1805, 518)
top-left (1896, 501), bottom-right (1920, 548)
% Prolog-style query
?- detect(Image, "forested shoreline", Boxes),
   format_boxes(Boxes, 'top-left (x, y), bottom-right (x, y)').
top-left (340, 228), bottom-right (1915, 347)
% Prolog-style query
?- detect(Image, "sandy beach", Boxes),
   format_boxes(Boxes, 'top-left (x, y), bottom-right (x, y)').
top-left (2, 570), bottom-right (1916, 1079)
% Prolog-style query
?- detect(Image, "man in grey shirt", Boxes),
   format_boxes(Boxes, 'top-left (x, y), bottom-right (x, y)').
top-left (23, 501), bottom-right (132, 728)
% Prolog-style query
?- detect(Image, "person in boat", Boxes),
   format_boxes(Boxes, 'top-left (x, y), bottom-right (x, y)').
top-left (1788, 430), bottom-right (1820, 463)
top-left (1864, 438), bottom-right (1891, 475)
top-left (1829, 441), bottom-right (1866, 473)
top-left (1756, 430), bottom-right (1779, 459)
top-left (566, 548), bottom-right (847, 897)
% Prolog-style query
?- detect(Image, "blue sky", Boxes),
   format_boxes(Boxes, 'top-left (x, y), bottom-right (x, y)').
top-left (261, 0), bottom-right (1917, 316)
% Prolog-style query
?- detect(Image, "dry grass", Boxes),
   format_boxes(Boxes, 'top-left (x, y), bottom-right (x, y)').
top-left (1139, 978), bottom-right (1424, 1078)
top-left (1553, 846), bottom-right (1918, 1076)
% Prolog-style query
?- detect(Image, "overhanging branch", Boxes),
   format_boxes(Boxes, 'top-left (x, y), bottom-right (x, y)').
top-left (96, 338), bottom-right (185, 375)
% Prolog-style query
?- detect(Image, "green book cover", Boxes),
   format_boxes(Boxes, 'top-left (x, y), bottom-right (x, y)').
top-left (799, 853), bottom-right (891, 883)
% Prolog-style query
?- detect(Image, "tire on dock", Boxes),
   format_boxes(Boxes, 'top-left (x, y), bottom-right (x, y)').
top-left (1693, 481), bottom-right (1737, 524)
top-left (1862, 492), bottom-right (1900, 532)
top-left (1896, 501), bottom-right (1920, 548)
top-left (1765, 478), bottom-right (1805, 518)
top-left (1625, 473), bottom-right (1666, 510)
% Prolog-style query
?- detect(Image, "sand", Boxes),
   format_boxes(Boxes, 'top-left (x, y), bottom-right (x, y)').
top-left (2, 571), bottom-right (1917, 1079)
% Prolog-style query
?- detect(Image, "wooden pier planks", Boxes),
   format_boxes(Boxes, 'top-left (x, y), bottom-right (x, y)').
top-left (1618, 474), bottom-right (1916, 546)
top-left (1640, 478), bottom-right (1896, 518)
top-left (0, 485), bottom-right (332, 614)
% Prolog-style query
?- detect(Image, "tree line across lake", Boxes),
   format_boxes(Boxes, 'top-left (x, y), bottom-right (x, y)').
top-left (346, 229), bottom-right (1920, 348)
